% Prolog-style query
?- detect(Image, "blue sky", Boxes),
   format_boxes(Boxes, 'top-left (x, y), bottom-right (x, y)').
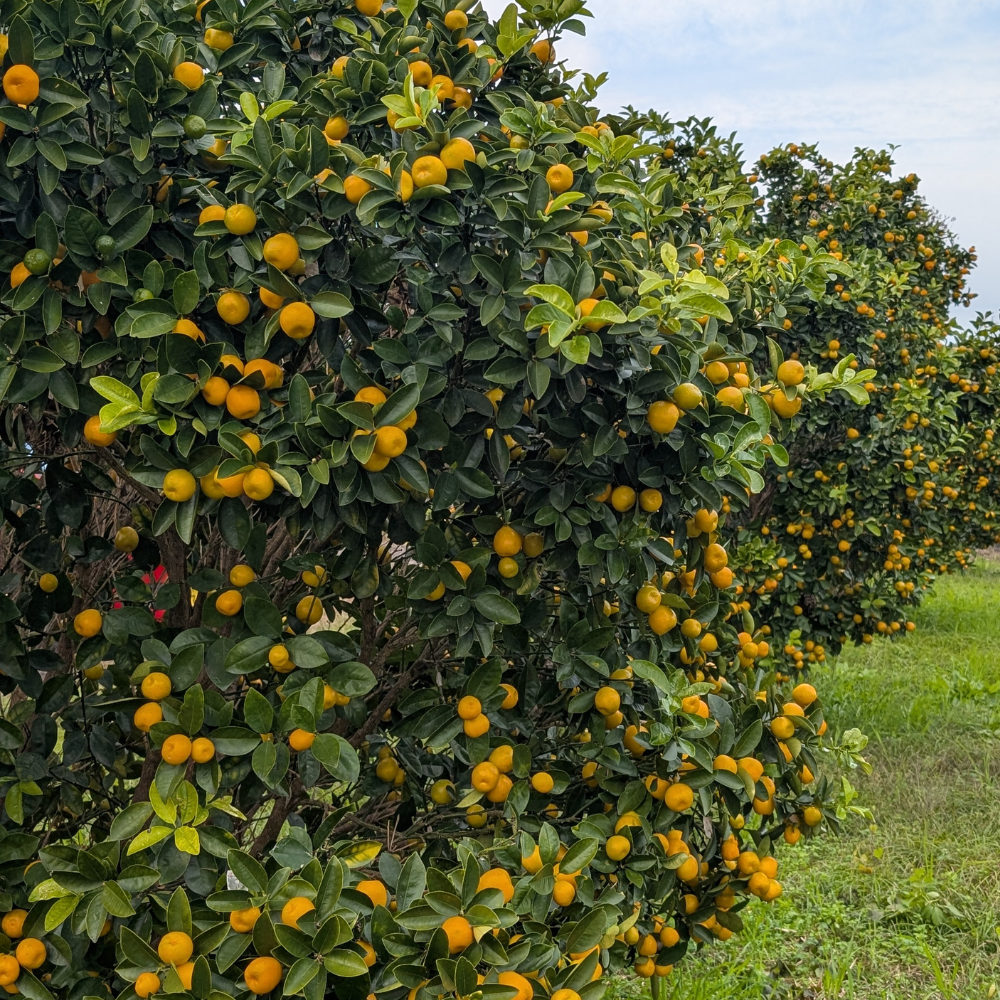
top-left (481, 0), bottom-right (1000, 323)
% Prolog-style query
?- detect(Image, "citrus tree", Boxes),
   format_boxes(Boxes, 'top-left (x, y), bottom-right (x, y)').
top-left (0, 0), bottom-right (882, 997)
top-left (733, 142), bottom-right (998, 669)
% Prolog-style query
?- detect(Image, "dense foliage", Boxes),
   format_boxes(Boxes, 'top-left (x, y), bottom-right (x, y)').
top-left (0, 2), bottom-right (991, 1000)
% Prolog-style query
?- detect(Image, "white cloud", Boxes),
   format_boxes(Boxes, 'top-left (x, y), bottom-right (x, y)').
top-left (478, 0), bottom-right (1000, 319)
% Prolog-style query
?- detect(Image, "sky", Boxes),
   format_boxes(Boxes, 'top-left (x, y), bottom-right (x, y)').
top-left (481, 0), bottom-right (1000, 323)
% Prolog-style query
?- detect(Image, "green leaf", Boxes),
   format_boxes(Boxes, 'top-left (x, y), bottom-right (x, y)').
top-left (473, 593), bottom-right (520, 625)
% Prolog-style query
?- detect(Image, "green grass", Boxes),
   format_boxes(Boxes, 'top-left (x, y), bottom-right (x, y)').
top-left (614, 559), bottom-right (1000, 1000)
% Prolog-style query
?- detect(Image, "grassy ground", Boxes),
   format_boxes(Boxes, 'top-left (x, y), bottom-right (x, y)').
top-left (613, 560), bottom-right (1000, 1000)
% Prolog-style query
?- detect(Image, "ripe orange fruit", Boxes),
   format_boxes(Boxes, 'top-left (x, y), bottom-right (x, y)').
top-left (172, 62), bottom-right (204, 90)
top-left (545, 164), bottom-right (573, 193)
top-left (605, 835), bottom-right (630, 861)
top-left (530, 772), bottom-right (554, 794)
top-left (245, 358), bottom-right (283, 389)
top-left (281, 896), bottom-right (316, 929)
top-left (263, 233), bottom-right (299, 270)
top-left (135, 973), bottom-right (161, 998)
top-left (493, 526), bottom-right (522, 556)
top-left (664, 783), bottom-right (694, 812)
top-left (672, 382), bottom-right (703, 409)
top-left (442, 915), bottom-right (473, 954)
top-left (163, 468), bottom-right (197, 502)
top-left (288, 729), bottom-right (315, 751)
top-left (477, 868), bottom-right (514, 903)
top-left (771, 390), bottom-right (801, 418)
top-left (355, 0), bottom-right (382, 14)
top-left (323, 115), bottom-right (350, 142)
top-left (463, 713), bottom-right (490, 738)
top-left (611, 486), bottom-right (635, 511)
top-left (74, 609), bottom-right (103, 638)
top-left (412, 155), bottom-right (448, 188)
top-left (646, 400), bottom-right (680, 434)
top-left (3, 65), bottom-right (40, 105)
top-left (295, 596), bottom-right (323, 624)
top-left (173, 318), bottom-right (205, 341)
top-left (776, 359), bottom-right (805, 386)
top-left (204, 28), bottom-right (233, 49)
top-left (531, 39), bottom-right (554, 63)
top-left (216, 590), bottom-right (243, 616)
top-left (344, 175), bottom-right (372, 204)
top-left (244, 956), bottom-right (283, 994)
top-left (1, 911), bottom-right (26, 940)
top-left (0, 955), bottom-right (19, 988)
top-left (157, 931), bottom-right (193, 966)
top-left (638, 488), bottom-right (662, 512)
top-left (161, 734), bottom-right (192, 765)
top-left (409, 60), bottom-right (433, 86)
top-left (440, 137), bottom-right (476, 171)
top-left (229, 906), bottom-right (260, 933)
top-left (498, 972), bottom-right (533, 1000)
top-left (199, 205), bottom-right (225, 224)
top-left (226, 385), bottom-right (261, 420)
top-left (38, 573), bottom-right (58, 593)
top-left (636, 601), bottom-right (677, 635)
top-left (133, 702), bottom-right (163, 732)
top-left (191, 737), bottom-right (215, 763)
top-left (356, 879), bottom-right (389, 908)
top-left (594, 686), bottom-right (620, 716)
top-left (201, 376), bottom-right (229, 406)
top-left (217, 290), bottom-right (250, 324)
top-left (83, 414), bottom-right (116, 447)
top-left (141, 671), bottom-right (172, 700)
top-left (243, 468), bottom-right (274, 501)
top-left (444, 8), bottom-right (469, 30)
top-left (224, 204), bottom-right (257, 235)
top-left (500, 683), bottom-right (518, 709)
top-left (279, 302), bottom-right (315, 339)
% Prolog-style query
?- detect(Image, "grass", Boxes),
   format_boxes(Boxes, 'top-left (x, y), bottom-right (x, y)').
top-left (613, 559), bottom-right (1000, 1000)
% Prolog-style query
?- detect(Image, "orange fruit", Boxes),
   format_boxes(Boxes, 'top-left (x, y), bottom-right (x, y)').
top-left (279, 302), bottom-right (315, 339)
top-left (280, 897), bottom-right (315, 929)
top-left (204, 28), bottom-right (233, 49)
top-left (135, 973), bottom-right (160, 998)
top-left (133, 702), bottom-right (163, 732)
top-left (2, 65), bottom-right (39, 104)
top-left (163, 468), bottom-right (196, 502)
top-left (224, 204), bottom-right (257, 235)
top-left (161, 734), bottom-right (192, 765)
top-left (157, 931), bottom-right (193, 965)
top-left (191, 737), bottom-right (215, 763)
top-left (244, 358), bottom-right (283, 389)
top-left (646, 400), bottom-right (680, 434)
top-left (442, 915), bottom-right (473, 954)
top-left (262, 233), bottom-right (299, 270)
top-left (229, 907), bottom-right (260, 933)
top-left (173, 318), bottom-right (205, 341)
top-left (216, 590), bottom-right (243, 616)
top-left (440, 138), bottom-right (475, 171)
top-left (83, 414), bottom-right (116, 447)
top-left (244, 956), bottom-right (283, 994)
top-left (1, 911), bottom-right (25, 940)
top-left (776, 359), bottom-right (805, 386)
top-left (226, 385), bottom-right (261, 420)
top-left (288, 729), bottom-right (315, 751)
top-left (324, 116), bottom-right (350, 141)
top-left (545, 164), bottom-right (573, 193)
top-left (412, 156), bottom-right (448, 188)
top-left (493, 526), bottom-right (522, 556)
top-left (356, 879), bottom-right (389, 908)
top-left (344, 176), bottom-right (372, 204)
top-left (198, 205), bottom-right (226, 224)
top-left (74, 608), bottom-right (103, 638)
top-left (217, 290), bottom-right (250, 324)
top-left (201, 376), bottom-right (229, 406)
top-left (478, 868), bottom-right (514, 902)
top-left (172, 62), bottom-right (204, 90)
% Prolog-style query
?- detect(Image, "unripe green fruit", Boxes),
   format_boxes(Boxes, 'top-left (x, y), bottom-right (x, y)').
top-left (183, 114), bottom-right (207, 139)
top-left (23, 249), bottom-right (52, 275)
